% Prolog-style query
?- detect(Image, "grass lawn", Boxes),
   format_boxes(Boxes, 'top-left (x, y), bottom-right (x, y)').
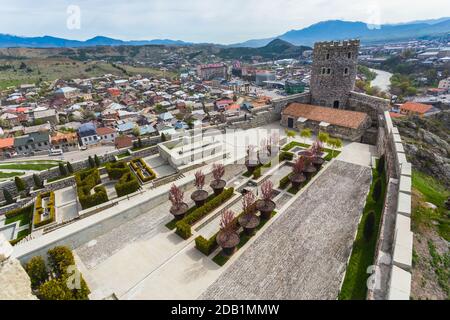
top-left (212, 211), bottom-right (277, 266)
top-left (412, 170), bottom-right (450, 241)
top-left (0, 162), bottom-right (59, 171)
top-left (282, 141), bottom-right (341, 160)
top-left (16, 228), bottom-right (30, 239)
top-left (338, 160), bottom-right (386, 300)
top-left (117, 152), bottom-right (130, 159)
top-left (4, 206), bottom-right (34, 227)
top-left (0, 171), bottom-right (24, 179)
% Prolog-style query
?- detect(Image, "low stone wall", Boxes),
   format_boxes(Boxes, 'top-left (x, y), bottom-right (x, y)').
top-left (347, 91), bottom-right (390, 126)
top-left (272, 92), bottom-right (311, 115)
top-left (368, 111), bottom-right (413, 300)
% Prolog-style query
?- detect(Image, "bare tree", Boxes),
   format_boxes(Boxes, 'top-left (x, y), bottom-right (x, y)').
top-left (194, 170), bottom-right (205, 190)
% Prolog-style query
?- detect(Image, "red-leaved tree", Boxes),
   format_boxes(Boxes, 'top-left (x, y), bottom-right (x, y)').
top-left (293, 156), bottom-right (306, 174)
top-left (194, 170), bottom-right (205, 190)
top-left (260, 180), bottom-right (273, 201)
top-left (212, 163), bottom-right (225, 181)
top-left (169, 184), bottom-right (184, 210)
top-left (220, 209), bottom-right (236, 234)
top-left (242, 191), bottom-right (256, 215)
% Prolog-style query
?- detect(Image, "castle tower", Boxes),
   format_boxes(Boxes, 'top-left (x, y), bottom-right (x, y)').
top-left (310, 39), bottom-right (360, 109)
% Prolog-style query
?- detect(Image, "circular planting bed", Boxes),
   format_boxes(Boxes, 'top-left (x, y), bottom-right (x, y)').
top-left (238, 214), bottom-right (260, 236)
top-left (217, 231), bottom-right (240, 256)
top-left (210, 179), bottom-right (226, 196)
top-left (256, 199), bottom-right (276, 220)
top-left (191, 189), bottom-right (209, 207)
top-left (289, 173), bottom-right (306, 189)
top-left (170, 202), bottom-right (189, 220)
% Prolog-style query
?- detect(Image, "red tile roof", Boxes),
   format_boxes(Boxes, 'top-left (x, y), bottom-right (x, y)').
top-left (96, 127), bottom-right (116, 135)
top-left (114, 135), bottom-right (133, 149)
top-left (389, 112), bottom-right (405, 118)
top-left (400, 102), bottom-right (432, 114)
top-left (0, 137), bottom-right (14, 149)
top-left (282, 103), bottom-right (369, 129)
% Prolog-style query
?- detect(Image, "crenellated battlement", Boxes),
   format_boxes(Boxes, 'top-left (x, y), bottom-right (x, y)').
top-left (314, 39), bottom-right (360, 49)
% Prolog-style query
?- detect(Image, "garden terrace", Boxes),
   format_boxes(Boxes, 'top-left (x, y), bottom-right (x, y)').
top-left (75, 168), bottom-right (109, 210)
top-left (33, 191), bottom-right (56, 229)
top-left (130, 158), bottom-right (156, 183)
top-left (201, 160), bottom-right (372, 300)
top-left (3, 204), bottom-right (34, 245)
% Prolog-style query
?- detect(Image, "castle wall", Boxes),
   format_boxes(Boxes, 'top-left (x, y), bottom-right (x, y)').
top-left (348, 91), bottom-right (390, 125)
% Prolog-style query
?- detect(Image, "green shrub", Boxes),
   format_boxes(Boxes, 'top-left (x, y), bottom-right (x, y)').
top-left (372, 179), bottom-right (382, 202)
top-left (130, 158), bottom-right (156, 182)
top-left (4, 204), bottom-right (33, 219)
top-left (66, 162), bottom-right (74, 174)
top-left (195, 233), bottom-right (218, 256)
top-left (279, 174), bottom-right (291, 189)
top-left (279, 151), bottom-right (293, 162)
top-left (363, 211), bottom-right (375, 241)
top-left (58, 162), bottom-right (67, 176)
top-left (115, 172), bottom-right (140, 197)
top-left (175, 188), bottom-right (234, 239)
top-left (47, 246), bottom-right (75, 277)
top-left (88, 156), bottom-right (95, 168)
top-left (105, 161), bottom-right (130, 180)
top-left (14, 176), bottom-right (27, 192)
top-left (377, 155), bottom-right (385, 175)
top-left (33, 174), bottom-right (43, 189)
top-left (25, 256), bottom-right (48, 289)
top-left (253, 167), bottom-right (261, 179)
top-left (3, 189), bottom-right (14, 204)
top-left (38, 278), bottom-right (74, 300)
top-left (94, 154), bottom-right (101, 167)
top-left (33, 191), bottom-right (56, 228)
top-left (75, 168), bottom-right (108, 210)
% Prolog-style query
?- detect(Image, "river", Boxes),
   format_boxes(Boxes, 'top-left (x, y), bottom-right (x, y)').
top-left (369, 68), bottom-right (393, 92)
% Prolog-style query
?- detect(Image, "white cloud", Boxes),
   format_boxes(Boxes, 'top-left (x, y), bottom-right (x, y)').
top-left (0, 0), bottom-right (448, 43)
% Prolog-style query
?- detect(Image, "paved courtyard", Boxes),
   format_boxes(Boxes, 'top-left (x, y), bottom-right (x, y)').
top-left (200, 160), bottom-right (372, 300)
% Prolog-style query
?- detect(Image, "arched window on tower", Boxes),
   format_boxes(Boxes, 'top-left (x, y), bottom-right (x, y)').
top-left (326, 68), bottom-right (331, 74)
top-left (344, 67), bottom-right (349, 75)
top-left (348, 52), bottom-right (352, 59)
top-left (326, 53), bottom-right (330, 60)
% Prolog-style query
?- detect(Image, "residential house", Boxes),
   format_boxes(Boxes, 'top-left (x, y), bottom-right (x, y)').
top-left (114, 135), bottom-right (133, 149)
top-left (0, 137), bottom-right (14, 159)
top-left (96, 127), bottom-right (117, 144)
top-left (32, 108), bottom-right (59, 125)
top-left (400, 102), bottom-right (433, 117)
top-left (55, 87), bottom-right (80, 99)
top-left (50, 132), bottom-right (79, 152)
top-left (0, 113), bottom-right (19, 126)
top-left (14, 131), bottom-right (51, 155)
top-left (116, 121), bottom-right (135, 135)
top-left (78, 122), bottom-right (100, 146)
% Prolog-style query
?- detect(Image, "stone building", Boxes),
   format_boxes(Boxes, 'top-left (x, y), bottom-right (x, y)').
top-left (281, 102), bottom-right (371, 141)
top-left (310, 40), bottom-right (360, 109)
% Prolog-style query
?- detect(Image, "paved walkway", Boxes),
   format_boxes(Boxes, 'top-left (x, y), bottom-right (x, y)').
top-left (200, 160), bottom-right (372, 300)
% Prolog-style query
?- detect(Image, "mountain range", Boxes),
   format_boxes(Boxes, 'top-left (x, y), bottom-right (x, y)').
top-left (0, 17), bottom-right (449, 49)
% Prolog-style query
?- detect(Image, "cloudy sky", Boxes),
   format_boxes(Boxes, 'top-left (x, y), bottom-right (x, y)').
top-left (0, 0), bottom-right (448, 43)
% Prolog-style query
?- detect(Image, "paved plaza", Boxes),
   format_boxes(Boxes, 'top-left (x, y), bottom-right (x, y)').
top-left (201, 160), bottom-right (372, 300)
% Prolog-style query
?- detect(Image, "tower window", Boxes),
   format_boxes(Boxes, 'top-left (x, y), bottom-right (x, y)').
top-left (344, 68), bottom-right (349, 75)
top-left (348, 52), bottom-right (352, 59)
top-left (321, 67), bottom-right (326, 74)
top-left (326, 53), bottom-right (330, 60)
top-left (327, 68), bottom-right (331, 74)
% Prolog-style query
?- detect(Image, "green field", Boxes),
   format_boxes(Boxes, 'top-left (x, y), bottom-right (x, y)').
top-left (0, 162), bottom-right (59, 171)
top-left (0, 171), bottom-right (24, 179)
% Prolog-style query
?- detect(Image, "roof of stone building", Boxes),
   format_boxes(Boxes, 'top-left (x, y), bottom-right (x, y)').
top-left (282, 103), bottom-right (369, 129)
top-left (400, 102), bottom-right (432, 114)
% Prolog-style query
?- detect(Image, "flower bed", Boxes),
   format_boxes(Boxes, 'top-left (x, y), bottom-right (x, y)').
top-left (175, 188), bottom-right (235, 239)
top-left (130, 158), bottom-right (156, 183)
top-left (33, 191), bottom-right (56, 228)
top-left (75, 168), bottom-right (109, 210)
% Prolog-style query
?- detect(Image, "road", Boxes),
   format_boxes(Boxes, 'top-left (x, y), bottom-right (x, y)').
top-left (369, 68), bottom-right (393, 92)
top-left (0, 145), bottom-right (116, 164)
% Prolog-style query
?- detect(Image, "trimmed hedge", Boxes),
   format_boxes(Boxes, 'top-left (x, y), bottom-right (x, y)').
top-left (195, 232), bottom-right (219, 256)
top-left (279, 151), bottom-right (294, 162)
top-left (130, 158), bottom-right (156, 182)
top-left (75, 168), bottom-right (108, 210)
top-left (5, 204), bottom-right (33, 219)
top-left (279, 174), bottom-right (291, 189)
top-left (105, 161), bottom-right (129, 180)
top-left (175, 188), bottom-right (234, 239)
top-left (115, 172), bottom-right (140, 197)
top-left (253, 167), bottom-right (262, 179)
top-left (33, 191), bottom-right (56, 228)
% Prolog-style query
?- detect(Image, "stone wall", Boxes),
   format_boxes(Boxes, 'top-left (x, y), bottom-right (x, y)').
top-left (368, 111), bottom-right (413, 300)
top-left (347, 91), bottom-right (390, 125)
top-left (272, 92), bottom-right (311, 115)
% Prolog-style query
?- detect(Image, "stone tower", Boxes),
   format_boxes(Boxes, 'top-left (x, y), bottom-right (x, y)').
top-left (310, 39), bottom-right (360, 109)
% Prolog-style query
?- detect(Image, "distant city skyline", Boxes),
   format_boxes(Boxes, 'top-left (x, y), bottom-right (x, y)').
top-left (0, 0), bottom-right (449, 44)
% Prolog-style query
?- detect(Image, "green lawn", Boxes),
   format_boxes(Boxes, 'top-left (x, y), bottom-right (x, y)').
top-left (281, 141), bottom-right (341, 160)
top-left (4, 206), bottom-right (34, 227)
top-left (338, 161), bottom-right (386, 300)
top-left (412, 170), bottom-right (450, 241)
top-left (0, 161), bottom-right (60, 171)
top-left (0, 171), bottom-right (24, 179)
top-left (117, 152), bottom-right (130, 159)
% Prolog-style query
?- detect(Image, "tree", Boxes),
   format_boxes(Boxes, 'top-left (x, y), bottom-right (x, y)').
top-left (66, 162), bottom-right (74, 174)
top-left (194, 170), bottom-right (205, 190)
top-left (169, 184), bottom-right (185, 210)
top-left (59, 162), bottom-right (67, 176)
top-left (25, 256), bottom-right (48, 289)
top-left (88, 156), bottom-right (95, 168)
top-left (14, 176), bottom-right (26, 192)
top-left (327, 137), bottom-right (343, 157)
top-left (160, 132), bottom-right (167, 142)
top-left (138, 137), bottom-right (143, 148)
top-left (285, 129), bottom-right (296, 140)
top-left (94, 154), bottom-right (101, 167)
top-left (318, 131), bottom-right (329, 144)
top-left (38, 279), bottom-right (74, 300)
top-left (363, 211), bottom-right (375, 241)
top-left (33, 174), bottom-right (43, 189)
top-left (372, 179), bottom-right (382, 202)
top-left (132, 125), bottom-right (140, 137)
top-left (3, 189), bottom-right (14, 205)
top-left (300, 128), bottom-right (312, 144)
